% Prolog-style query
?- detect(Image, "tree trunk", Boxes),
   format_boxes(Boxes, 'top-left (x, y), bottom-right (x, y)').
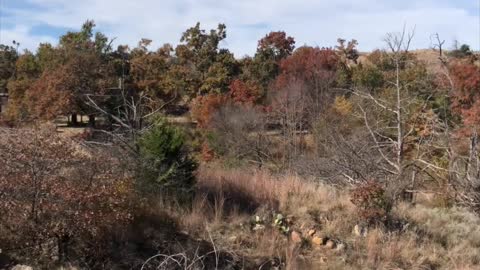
top-left (466, 129), bottom-right (479, 182)
top-left (401, 170), bottom-right (416, 203)
top-left (88, 114), bottom-right (96, 127)
top-left (57, 235), bottom-right (70, 263)
top-left (71, 113), bottom-right (78, 126)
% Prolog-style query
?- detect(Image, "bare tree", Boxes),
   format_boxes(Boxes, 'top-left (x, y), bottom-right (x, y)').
top-left (431, 33), bottom-right (446, 59)
top-left (210, 104), bottom-right (274, 167)
top-left (431, 34), bottom-right (480, 211)
top-left (85, 73), bottom-right (176, 154)
top-left (270, 80), bottom-right (309, 169)
top-left (346, 25), bottom-right (433, 199)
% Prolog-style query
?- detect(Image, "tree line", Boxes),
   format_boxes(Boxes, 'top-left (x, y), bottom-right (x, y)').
top-left (0, 20), bottom-right (479, 267)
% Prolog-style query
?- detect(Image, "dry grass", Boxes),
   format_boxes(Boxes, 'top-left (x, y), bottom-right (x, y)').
top-left (155, 164), bottom-right (480, 269)
top-left (358, 49), bottom-right (446, 74)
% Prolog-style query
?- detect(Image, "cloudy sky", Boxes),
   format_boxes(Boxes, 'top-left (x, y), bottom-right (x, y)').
top-left (1, 0), bottom-right (479, 57)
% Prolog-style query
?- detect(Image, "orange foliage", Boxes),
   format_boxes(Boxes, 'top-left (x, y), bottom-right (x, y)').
top-left (450, 62), bottom-right (480, 130)
top-left (275, 47), bottom-right (338, 90)
top-left (228, 79), bottom-right (261, 106)
top-left (191, 93), bottom-right (228, 128)
top-left (257, 31), bottom-right (295, 59)
top-left (26, 68), bottom-right (74, 120)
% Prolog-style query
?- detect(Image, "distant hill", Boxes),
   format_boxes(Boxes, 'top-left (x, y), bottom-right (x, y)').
top-left (358, 49), bottom-right (479, 74)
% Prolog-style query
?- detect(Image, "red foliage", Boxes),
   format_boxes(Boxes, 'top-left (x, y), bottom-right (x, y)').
top-left (228, 79), bottom-right (261, 106)
top-left (0, 127), bottom-right (133, 257)
top-left (450, 62), bottom-right (480, 131)
top-left (191, 93), bottom-right (228, 128)
top-left (350, 180), bottom-right (391, 225)
top-left (258, 31), bottom-right (295, 59)
top-left (275, 47), bottom-right (339, 90)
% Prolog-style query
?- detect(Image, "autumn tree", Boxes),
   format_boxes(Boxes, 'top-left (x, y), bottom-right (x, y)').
top-left (176, 23), bottom-right (238, 97)
top-left (199, 48), bottom-right (238, 95)
top-left (5, 43), bottom-right (65, 121)
top-left (258, 31), bottom-right (295, 61)
top-left (344, 27), bottom-right (449, 200)
top-left (129, 40), bottom-right (178, 110)
top-left (274, 46), bottom-right (339, 121)
top-left (0, 126), bottom-right (133, 263)
top-left (25, 66), bottom-right (74, 120)
top-left (36, 43), bottom-right (62, 71)
top-left (241, 31), bottom-right (296, 98)
top-left (448, 61), bottom-right (480, 208)
top-left (179, 23), bottom-right (227, 74)
top-left (4, 51), bottom-right (40, 121)
top-left (22, 20), bottom-right (115, 125)
top-left (450, 62), bottom-right (480, 130)
top-left (229, 79), bottom-right (262, 106)
top-left (332, 38), bottom-right (359, 88)
top-left (0, 43), bottom-right (18, 94)
top-left (190, 93), bottom-right (228, 128)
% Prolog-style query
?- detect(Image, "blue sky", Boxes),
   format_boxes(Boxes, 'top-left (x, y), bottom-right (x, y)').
top-left (1, 0), bottom-right (479, 56)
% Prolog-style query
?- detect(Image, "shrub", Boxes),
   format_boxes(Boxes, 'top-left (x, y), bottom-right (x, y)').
top-left (0, 126), bottom-right (133, 265)
top-left (137, 118), bottom-right (198, 200)
top-left (200, 142), bottom-right (215, 162)
top-left (229, 79), bottom-right (261, 106)
top-left (449, 44), bottom-right (473, 58)
top-left (350, 180), bottom-right (392, 225)
top-left (352, 65), bottom-right (384, 91)
top-left (190, 94), bottom-right (228, 128)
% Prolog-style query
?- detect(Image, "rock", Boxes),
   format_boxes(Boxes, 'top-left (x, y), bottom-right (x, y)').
top-left (336, 242), bottom-right (346, 251)
top-left (179, 230), bottom-right (190, 236)
top-left (325, 239), bottom-right (336, 249)
top-left (291, 230), bottom-right (303, 244)
top-left (353, 224), bottom-right (368, 237)
top-left (12, 265), bottom-right (33, 270)
top-left (311, 236), bottom-right (325, 246)
top-left (307, 229), bottom-right (316, 237)
top-left (253, 224), bottom-right (266, 231)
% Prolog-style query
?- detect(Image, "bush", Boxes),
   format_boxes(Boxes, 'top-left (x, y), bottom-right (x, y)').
top-left (0, 126), bottom-right (133, 266)
top-left (208, 104), bottom-right (273, 167)
top-left (350, 180), bottom-right (392, 225)
top-left (137, 118), bottom-right (198, 201)
top-left (449, 44), bottom-right (473, 58)
top-left (352, 65), bottom-right (384, 91)
top-left (190, 94), bottom-right (227, 128)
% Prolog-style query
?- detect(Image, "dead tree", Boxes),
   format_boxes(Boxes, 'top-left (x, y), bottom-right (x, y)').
top-left (348, 25), bottom-right (421, 199)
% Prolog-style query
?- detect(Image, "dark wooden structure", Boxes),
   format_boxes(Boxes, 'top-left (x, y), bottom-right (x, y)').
top-left (0, 93), bottom-right (8, 114)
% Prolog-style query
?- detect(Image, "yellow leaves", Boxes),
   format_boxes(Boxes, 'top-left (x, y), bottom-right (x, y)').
top-left (333, 96), bottom-right (353, 116)
top-left (115, 178), bottom-right (134, 196)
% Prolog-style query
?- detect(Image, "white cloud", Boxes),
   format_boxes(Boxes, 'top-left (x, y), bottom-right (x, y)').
top-left (2, 0), bottom-right (479, 56)
top-left (0, 25), bottom-right (56, 51)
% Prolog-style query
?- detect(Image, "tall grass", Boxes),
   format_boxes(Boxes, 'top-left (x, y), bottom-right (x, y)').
top-left (154, 165), bottom-right (480, 269)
